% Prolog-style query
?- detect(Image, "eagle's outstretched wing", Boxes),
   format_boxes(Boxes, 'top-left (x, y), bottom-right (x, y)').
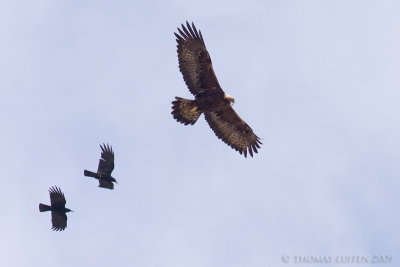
top-left (175, 21), bottom-right (222, 96)
top-left (49, 186), bottom-right (66, 209)
top-left (204, 107), bottom-right (262, 158)
top-left (51, 212), bottom-right (67, 231)
top-left (98, 143), bottom-right (114, 175)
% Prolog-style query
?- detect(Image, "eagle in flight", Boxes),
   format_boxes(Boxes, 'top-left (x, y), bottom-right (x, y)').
top-left (171, 21), bottom-right (262, 157)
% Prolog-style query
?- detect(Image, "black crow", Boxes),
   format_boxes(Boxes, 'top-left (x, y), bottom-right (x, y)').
top-left (84, 143), bottom-right (117, 189)
top-left (39, 186), bottom-right (72, 231)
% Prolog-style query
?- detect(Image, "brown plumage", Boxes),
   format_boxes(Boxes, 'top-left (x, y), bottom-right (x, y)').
top-left (171, 21), bottom-right (262, 157)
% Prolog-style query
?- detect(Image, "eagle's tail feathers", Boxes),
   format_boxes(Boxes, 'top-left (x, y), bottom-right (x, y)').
top-left (171, 97), bottom-right (201, 125)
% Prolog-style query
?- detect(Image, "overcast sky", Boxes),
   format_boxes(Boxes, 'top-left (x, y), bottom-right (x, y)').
top-left (1, 1), bottom-right (399, 266)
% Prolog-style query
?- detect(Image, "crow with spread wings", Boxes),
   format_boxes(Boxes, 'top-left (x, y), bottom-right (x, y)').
top-left (84, 143), bottom-right (117, 189)
top-left (39, 186), bottom-right (72, 231)
top-left (171, 22), bottom-right (262, 157)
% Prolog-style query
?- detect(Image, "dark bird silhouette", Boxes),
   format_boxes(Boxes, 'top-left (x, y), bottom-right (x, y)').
top-left (171, 21), bottom-right (262, 157)
top-left (84, 143), bottom-right (117, 189)
top-left (39, 186), bottom-right (72, 231)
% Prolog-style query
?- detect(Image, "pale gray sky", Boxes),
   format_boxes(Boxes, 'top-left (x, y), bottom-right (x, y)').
top-left (0, 1), bottom-right (399, 266)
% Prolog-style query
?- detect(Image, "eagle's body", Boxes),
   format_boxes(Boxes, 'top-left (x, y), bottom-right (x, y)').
top-left (172, 22), bottom-right (262, 157)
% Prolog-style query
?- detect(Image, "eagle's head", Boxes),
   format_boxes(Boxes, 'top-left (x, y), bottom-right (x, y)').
top-left (224, 93), bottom-right (235, 105)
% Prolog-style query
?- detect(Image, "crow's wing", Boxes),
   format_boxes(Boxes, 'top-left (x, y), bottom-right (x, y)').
top-left (98, 179), bottom-right (114, 190)
top-left (175, 21), bottom-right (223, 97)
top-left (49, 186), bottom-right (66, 209)
top-left (51, 211), bottom-right (67, 231)
top-left (204, 106), bottom-right (262, 158)
top-left (97, 143), bottom-right (114, 175)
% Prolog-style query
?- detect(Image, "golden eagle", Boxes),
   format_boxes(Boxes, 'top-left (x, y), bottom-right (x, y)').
top-left (171, 22), bottom-right (262, 157)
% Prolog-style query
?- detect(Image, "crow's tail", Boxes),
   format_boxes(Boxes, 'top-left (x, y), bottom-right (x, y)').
top-left (39, 203), bottom-right (51, 212)
top-left (84, 170), bottom-right (97, 178)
